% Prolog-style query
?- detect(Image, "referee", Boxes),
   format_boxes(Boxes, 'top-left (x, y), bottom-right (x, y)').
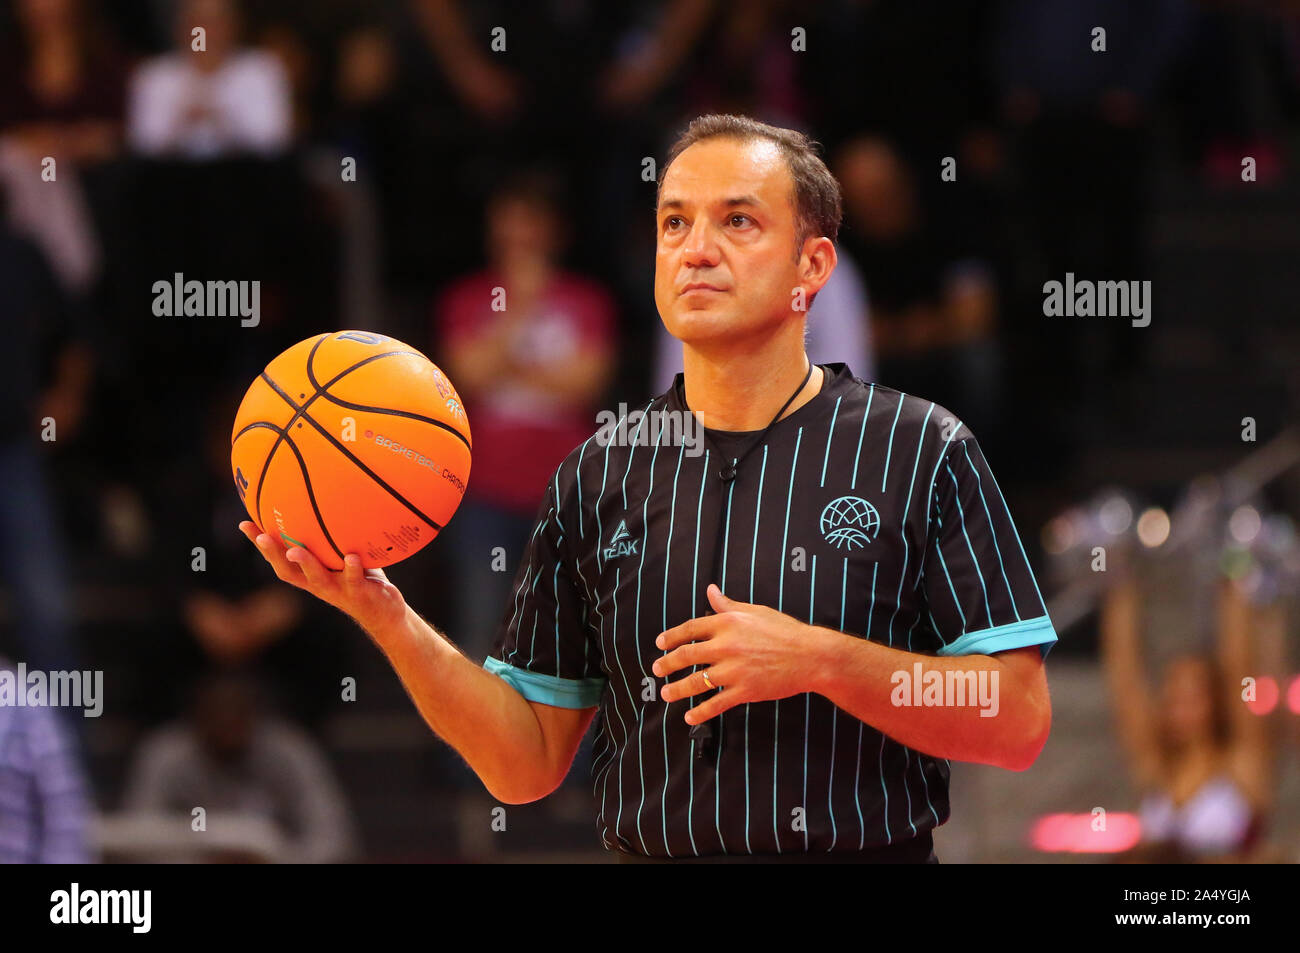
top-left (242, 114), bottom-right (1056, 863)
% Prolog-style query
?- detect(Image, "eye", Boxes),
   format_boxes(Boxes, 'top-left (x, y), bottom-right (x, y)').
top-left (664, 215), bottom-right (685, 231)
top-left (728, 213), bottom-right (753, 227)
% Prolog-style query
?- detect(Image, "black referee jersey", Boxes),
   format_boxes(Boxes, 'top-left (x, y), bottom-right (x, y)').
top-left (483, 362), bottom-right (1057, 857)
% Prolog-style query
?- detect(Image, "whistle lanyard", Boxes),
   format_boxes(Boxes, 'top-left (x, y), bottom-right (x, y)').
top-left (677, 360), bottom-right (816, 759)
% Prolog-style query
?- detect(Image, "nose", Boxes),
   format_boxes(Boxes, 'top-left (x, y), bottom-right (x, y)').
top-left (680, 219), bottom-right (721, 269)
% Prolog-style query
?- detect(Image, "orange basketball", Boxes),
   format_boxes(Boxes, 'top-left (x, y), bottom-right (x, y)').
top-left (231, 330), bottom-right (471, 570)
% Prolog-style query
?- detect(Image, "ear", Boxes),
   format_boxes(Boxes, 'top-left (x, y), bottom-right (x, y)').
top-left (799, 237), bottom-right (837, 301)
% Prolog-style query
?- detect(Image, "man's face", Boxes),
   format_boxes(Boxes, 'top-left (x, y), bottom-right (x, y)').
top-left (181, 0), bottom-right (236, 58)
top-left (655, 137), bottom-right (808, 348)
top-left (488, 196), bottom-right (559, 263)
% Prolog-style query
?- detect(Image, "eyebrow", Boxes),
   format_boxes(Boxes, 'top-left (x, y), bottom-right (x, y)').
top-left (658, 195), bottom-right (763, 213)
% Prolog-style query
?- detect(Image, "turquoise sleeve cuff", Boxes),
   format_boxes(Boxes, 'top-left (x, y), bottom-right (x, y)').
top-left (483, 656), bottom-right (606, 709)
top-left (936, 615), bottom-right (1058, 660)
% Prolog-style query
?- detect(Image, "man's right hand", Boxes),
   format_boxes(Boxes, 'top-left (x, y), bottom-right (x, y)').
top-left (239, 521), bottom-right (410, 638)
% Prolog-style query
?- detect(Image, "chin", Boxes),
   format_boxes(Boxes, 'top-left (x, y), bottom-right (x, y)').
top-left (664, 308), bottom-right (740, 344)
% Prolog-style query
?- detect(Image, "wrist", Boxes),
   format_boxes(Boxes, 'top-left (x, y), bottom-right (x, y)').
top-left (805, 625), bottom-right (849, 697)
top-left (363, 601), bottom-right (418, 651)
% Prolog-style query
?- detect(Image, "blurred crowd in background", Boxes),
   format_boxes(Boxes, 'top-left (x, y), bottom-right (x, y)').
top-left (0, 0), bottom-right (1298, 862)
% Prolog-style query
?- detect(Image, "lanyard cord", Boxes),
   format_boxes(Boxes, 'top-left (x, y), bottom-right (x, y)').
top-left (678, 359), bottom-right (816, 760)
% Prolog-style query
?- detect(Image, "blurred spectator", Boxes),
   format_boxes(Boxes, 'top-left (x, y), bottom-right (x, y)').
top-left (137, 389), bottom-right (348, 729)
top-left (596, 0), bottom-right (711, 117)
top-left (336, 2), bottom-right (713, 308)
top-left (582, 1), bottom-right (714, 342)
top-left (323, 0), bottom-right (503, 299)
top-left (0, 0), bottom-right (129, 165)
top-left (994, 0), bottom-right (1189, 119)
top-left (1102, 574), bottom-right (1279, 862)
top-left (434, 171), bottom-right (617, 665)
top-left (0, 655), bottom-right (93, 863)
top-left (0, 0), bottom-right (129, 295)
top-left (0, 192), bottom-right (89, 687)
top-left (834, 135), bottom-right (1001, 439)
top-left (126, 0), bottom-right (292, 159)
top-left (1170, 5), bottom-right (1288, 184)
top-left (652, 245), bottom-right (875, 392)
top-left (333, 24), bottom-right (398, 122)
top-left (993, 0), bottom-right (1193, 462)
top-left (804, 0), bottom-right (996, 164)
top-left (678, 0), bottom-right (807, 129)
top-left (122, 670), bottom-right (356, 863)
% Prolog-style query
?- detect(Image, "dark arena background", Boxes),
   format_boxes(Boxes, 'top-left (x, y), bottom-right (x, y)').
top-left (0, 0), bottom-right (1297, 896)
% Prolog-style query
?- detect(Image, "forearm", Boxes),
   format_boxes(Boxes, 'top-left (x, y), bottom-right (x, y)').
top-left (1100, 578), bottom-right (1145, 680)
top-left (413, 0), bottom-right (502, 97)
top-left (238, 587), bottom-right (303, 649)
top-left (1099, 580), bottom-right (1158, 754)
top-left (514, 348), bottom-right (613, 404)
top-left (413, 0), bottom-right (475, 66)
top-left (1215, 578), bottom-right (1252, 684)
top-left (637, 0), bottom-right (713, 85)
top-left (445, 326), bottom-right (520, 394)
top-left (1218, 579), bottom-right (1273, 761)
top-left (368, 604), bottom-right (554, 802)
top-left (811, 629), bottom-right (1047, 770)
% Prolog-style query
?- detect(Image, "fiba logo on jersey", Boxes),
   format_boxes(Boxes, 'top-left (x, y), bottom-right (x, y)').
top-left (819, 496), bottom-right (880, 551)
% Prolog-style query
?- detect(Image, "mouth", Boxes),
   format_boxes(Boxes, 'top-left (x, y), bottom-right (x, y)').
top-left (679, 283), bottom-right (727, 295)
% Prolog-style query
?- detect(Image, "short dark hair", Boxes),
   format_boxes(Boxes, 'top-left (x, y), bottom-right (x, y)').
top-left (490, 167), bottom-right (566, 216)
top-left (657, 114), bottom-right (843, 254)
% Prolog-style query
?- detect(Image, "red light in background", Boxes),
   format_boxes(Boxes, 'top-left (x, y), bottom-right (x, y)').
top-left (1030, 812), bottom-right (1142, 853)
top-left (1287, 676), bottom-right (1300, 715)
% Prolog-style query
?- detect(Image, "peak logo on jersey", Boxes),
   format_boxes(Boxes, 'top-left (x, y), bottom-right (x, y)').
top-left (820, 496), bottom-right (880, 550)
top-left (604, 519), bottom-right (639, 560)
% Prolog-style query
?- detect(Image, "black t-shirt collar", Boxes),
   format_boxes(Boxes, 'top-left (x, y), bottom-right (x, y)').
top-left (667, 361), bottom-right (855, 435)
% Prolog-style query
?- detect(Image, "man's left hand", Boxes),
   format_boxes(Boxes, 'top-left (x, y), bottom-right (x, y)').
top-left (653, 584), bottom-right (831, 725)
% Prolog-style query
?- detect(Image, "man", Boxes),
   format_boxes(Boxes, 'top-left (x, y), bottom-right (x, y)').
top-left (435, 170), bottom-right (617, 668)
top-left (127, 0), bottom-right (292, 160)
top-left (242, 114), bottom-right (1056, 862)
top-left (122, 672), bottom-right (357, 863)
top-left (0, 657), bottom-right (92, 863)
